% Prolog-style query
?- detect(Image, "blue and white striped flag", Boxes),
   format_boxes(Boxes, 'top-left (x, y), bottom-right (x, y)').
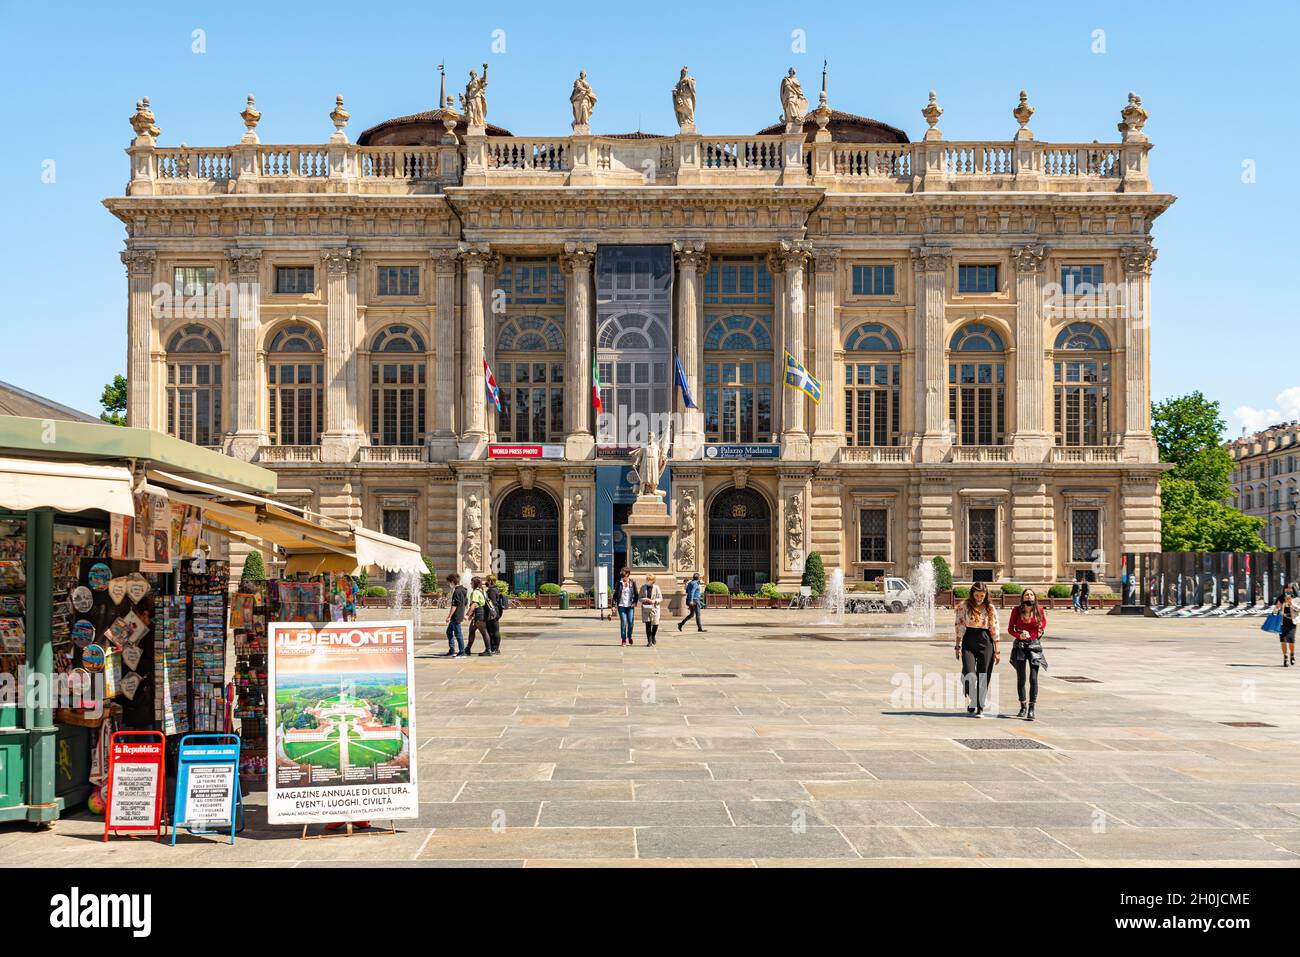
top-left (783, 351), bottom-right (822, 404)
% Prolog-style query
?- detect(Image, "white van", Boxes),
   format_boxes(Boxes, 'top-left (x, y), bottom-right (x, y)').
top-left (862, 577), bottom-right (916, 613)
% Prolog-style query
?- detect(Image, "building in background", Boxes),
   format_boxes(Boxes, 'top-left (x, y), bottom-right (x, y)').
top-left (1228, 422), bottom-right (1300, 576)
top-left (105, 70), bottom-right (1173, 591)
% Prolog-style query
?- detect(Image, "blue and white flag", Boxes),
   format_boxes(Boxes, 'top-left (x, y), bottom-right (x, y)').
top-left (783, 351), bottom-right (822, 404)
top-left (673, 352), bottom-right (698, 410)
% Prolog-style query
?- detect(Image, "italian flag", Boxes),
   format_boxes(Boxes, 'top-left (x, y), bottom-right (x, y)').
top-left (591, 355), bottom-right (603, 414)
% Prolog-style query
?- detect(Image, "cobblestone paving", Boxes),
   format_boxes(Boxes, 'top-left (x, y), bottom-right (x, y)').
top-left (4, 609), bottom-right (1299, 867)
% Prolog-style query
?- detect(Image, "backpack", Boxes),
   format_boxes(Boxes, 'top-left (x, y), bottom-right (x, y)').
top-left (481, 590), bottom-right (500, 622)
top-left (493, 587), bottom-right (508, 617)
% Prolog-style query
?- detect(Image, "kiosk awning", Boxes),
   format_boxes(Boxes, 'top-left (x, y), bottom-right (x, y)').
top-left (0, 456), bottom-right (134, 516)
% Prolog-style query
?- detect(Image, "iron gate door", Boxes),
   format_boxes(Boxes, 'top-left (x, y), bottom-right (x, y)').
top-left (497, 489), bottom-right (560, 593)
top-left (708, 488), bottom-right (770, 593)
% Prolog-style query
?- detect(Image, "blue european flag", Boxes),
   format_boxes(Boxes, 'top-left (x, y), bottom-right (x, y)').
top-left (674, 352), bottom-right (698, 409)
top-left (784, 351), bottom-right (822, 404)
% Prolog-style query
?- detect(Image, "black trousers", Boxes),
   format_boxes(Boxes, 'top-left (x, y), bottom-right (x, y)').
top-left (1012, 658), bottom-right (1039, 703)
top-left (961, 628), bottom-right (995, 711)
top-left (466, 615), bottom-right (490, 651)
top-left (679, 601), bottom-right (703, 631)
top-left (487, 618), bottom-right (501, 653)
top-left (644, 620), bottom-right (659, 642)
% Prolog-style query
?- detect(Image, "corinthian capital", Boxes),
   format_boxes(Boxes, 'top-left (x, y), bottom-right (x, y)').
top-left (225, 246), bottom-right (263, 278)
top-left (812, 246), bottom-right (840, 272)
top-left (1120, 241), bottom-right (1158, 276)
top-left (910, 244), bottom-right (950, 273)
top-left (1010, 243), bottom-right (1049, 273)
top-left (120, 247), bottom-right (157, 278)
top-left (320, 245), bottom-right (360, 276)
top-left (458, 241), bottom-right (498, 271)
top-left (672, 240), bottom-right (708, 272)
top-left (560, 241), bottom-right (596, 274)
top-left (431, 247), bottom-right (460, 275)
top-left (777, 239), bottom-right (812, 272)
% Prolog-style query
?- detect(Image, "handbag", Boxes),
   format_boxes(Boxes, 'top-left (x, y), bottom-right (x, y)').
top-left (1262, 612), bottom-right (1283, 634)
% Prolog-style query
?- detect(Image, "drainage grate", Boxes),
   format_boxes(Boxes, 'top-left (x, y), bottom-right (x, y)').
top-left (1220, 721), bottom-right (1277, 728)
top-left (1055, 675), bottom-right (1102, 683)
top-left (955, 738), bottom-right (1053, 751)
top-left (681, 673), bottom-right (738, 678)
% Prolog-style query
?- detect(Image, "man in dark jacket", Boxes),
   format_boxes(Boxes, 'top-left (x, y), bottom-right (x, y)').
top-left (678, 572), bottom-right (706, 633)
top-left (485, 576), bottom-right (505, 655)
top-left (614, 567), bottom-right (639, 646)
top-left (444, 573), bottom-right (467, 657)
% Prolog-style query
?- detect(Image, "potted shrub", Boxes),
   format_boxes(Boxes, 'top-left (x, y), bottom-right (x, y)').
top-left (705, 580), bottom-right (730, 608)
top-left (801, 552), bottom-right (826, 597)
top-left (731, 590), bottom-right (754, 609)
top-left (538, 582), bottom-right (563, 608)
top-left (759, 581), bottom-right (783, 607)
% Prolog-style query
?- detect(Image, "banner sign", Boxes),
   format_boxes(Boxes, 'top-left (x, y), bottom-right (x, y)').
top-left (267, 620), bottom-right (418, 824)
top-left (488, 444), bottom-right (565, 459)
top-left (172, 734), bottom-right (242, 845)
top-left (703, 444), bottom-right (780, 460)
top-left (104, 730), bottom-right (166, 841)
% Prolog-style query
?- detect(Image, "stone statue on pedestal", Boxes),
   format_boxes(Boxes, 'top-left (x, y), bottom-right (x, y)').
top-left (672, 67), bottom-right (696, 129)
top-left (780, 68), bottom-right (807, 130)
top-left (570, 71), bottom-right (597, 130)
top-left (461, 64), bottom-right (488, 128)
top-left (630, 422), bottom-right (672, 497)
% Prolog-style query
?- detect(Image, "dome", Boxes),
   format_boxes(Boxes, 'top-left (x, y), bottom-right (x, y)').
top-left (755, 109), bottom-right (908, 144)
top-left (356, 108), bottom-right (513, 146)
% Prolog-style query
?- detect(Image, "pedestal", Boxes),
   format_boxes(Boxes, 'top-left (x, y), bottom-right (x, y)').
top-left (620, 491), bottom-right (684, 611)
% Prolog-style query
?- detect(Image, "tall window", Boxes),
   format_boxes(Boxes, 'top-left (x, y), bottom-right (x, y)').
top-left (1060, 264), bottom-right (1104, 293)
top-left (497, 258), bottom-right (565, 305)
top-left (968, 508), bottom-right (998, 562)
top-left (369, 325), bottom-right (427, 446)
top-left (496, 316), bottom-right (565, 442)
top-left (174, 266), bottom-right (217, 298)
top-left (703, 256), bottom-right (774, 444)
top-left (275, 266), bottom-right (314, 295)
top-left (958, 264), bottom-right (998, 293)
top-left (595, 247), bottom-right (673, 445)
top-left (843, 323), bottom-right (901, 446)
top-left (703, 315), bottom-right (773, 443)
top-left (1052, 323), bottom-right (1112, 447)
top-left (948, 323), bottom-right (1006, 445)
top-left (859, 509), bottom-right (888, 562)
top-left (1071, 508), bottom-right (1100, 562)
top-left (267, 325), bottom-right (324, 445)
top-left (165, 324), bottom-right (223, 446)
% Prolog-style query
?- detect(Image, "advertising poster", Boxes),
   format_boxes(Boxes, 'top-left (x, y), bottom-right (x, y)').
top-left (267, 620), bottom-right (417, 824)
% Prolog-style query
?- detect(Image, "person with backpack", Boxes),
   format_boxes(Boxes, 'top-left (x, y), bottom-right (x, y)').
top-left (640, 573), bottom-right (663, 646)
top-left (443, 573), bottom-right (468, 657)
top-left (485, 575), bottom-right (506, 655)
top-left (678, 572), bottom-right (706, 633)
top-left (614, 567), bottom-right (639, 646)
top-left (466, 576), bottom-right (494, 656)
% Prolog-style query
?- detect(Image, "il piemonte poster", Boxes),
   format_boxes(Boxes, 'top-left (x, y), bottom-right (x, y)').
top-left (267, 620), bottom-right (418, 824)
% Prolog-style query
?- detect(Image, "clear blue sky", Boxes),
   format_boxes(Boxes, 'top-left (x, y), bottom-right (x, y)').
top-left (0, 0), bottom-right (1293, 435)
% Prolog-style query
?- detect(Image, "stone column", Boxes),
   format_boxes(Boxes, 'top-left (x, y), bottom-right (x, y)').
top-left (779, 241), bottom-right (812, 460)
top-left (562, 242), bottom-right (596, 460)
top-left (458, 243), bottom-right (496, 459)
top-left (320, 246), bottom-right (365, 462)
top-left (810, 247), bottom-right (841, 461)
top-left (429, 249), bottom-right (459, 461)
top-left (1121, 242), bottom-right (1158, 462)
top-left (911, 245), bottom-right (951, 463)
top-left (673, 241), bottom-right (707, 459)
top-left (225, 247), bottom-right (265, 460)
top-left (121, 247), bottom-right (157, 430)
top-left (1010, 244), bottom-right (1052, 461)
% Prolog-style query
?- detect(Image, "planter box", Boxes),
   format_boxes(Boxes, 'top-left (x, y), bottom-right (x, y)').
top-left (511, 596), bottom-right (539, 608)
top-left (704, 594), bottom-right (731, 609)
top-left (730, 596), bottom-right (755, 608)
top-left (569, 596), bottom-right (593, 609)
top-left (537, 594), bottom-right (562, 608)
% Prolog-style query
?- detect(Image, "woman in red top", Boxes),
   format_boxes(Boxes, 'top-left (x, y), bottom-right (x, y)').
top-left (1007, 589), bottom-right (1047, 721)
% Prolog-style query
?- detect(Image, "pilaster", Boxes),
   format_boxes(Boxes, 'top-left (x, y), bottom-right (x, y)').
top-left (562, 467), bottom-right (597, 591)
top-left (779, 240), bottom-right (812, 460)
top-left (1120, 241), bottom-right (1158, 462)
top-left (225, 246), bottom-right (265, 460)
top-left (458, 243), bottom-right (497, 459)
top-left (777, 466), bottom-right (814, 588)
top-left (810, 247), bottom-right (841, 461)
top-left (121, 247), bottom-right (157, 431)
top-left (1010, 243), bottom-right (1052, 461)
top-left (911, 245), bottom-right (952, 463)
top-left (320, 246), bottom-right (365, 463)
top-left (429, 249), bottom-right (460, 461)
top-left (456, 466), bottom-right (492, 579)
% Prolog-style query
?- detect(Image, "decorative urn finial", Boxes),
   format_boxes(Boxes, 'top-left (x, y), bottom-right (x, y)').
top-left (813, 59), bottom-right (832, 137)
top-left (330, 94), bottom-right (349, 142)
top-left (921, 90), bottom-right (943, 140)
top-left (1118, 91), bottom-right (1149, 140)
top-left (1013, 89), bottom-right (1034, 140)
top-left (129, 96), bottom-right (160, 141)
top-left (240, 94), bottom-right (261, 143)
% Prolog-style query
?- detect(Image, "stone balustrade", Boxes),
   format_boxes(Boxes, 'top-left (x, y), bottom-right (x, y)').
top-left (127, 131), bottom-right (1149, 196)
top-left (841, 446), bottom-right (913, 464)
top-left (1051, 446), bottom-right (1123, 463)
top-left (257, 445), bottom-right (321, 463)
top-left (358, 446), bottom-right (428, 463)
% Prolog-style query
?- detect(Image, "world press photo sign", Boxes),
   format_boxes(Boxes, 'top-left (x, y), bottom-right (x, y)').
top-left (267, 620), bottom-right (418, 824)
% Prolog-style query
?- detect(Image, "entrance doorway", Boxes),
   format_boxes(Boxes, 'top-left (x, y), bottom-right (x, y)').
top-left (708, 487), bottom-right (771, 593)
top-left (496, 488), bottom-right (560, 593)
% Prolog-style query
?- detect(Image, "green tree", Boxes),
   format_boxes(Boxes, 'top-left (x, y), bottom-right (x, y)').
top-left (420, 557), bottom-right (438, 595)
top-left (99, 375), bottom-right (128, 426)
top-left (240, 550), bottom-right (266, 587)
top-left (801, 551), bottom-right (826, 597)
top-left (1160, 477), bottom-right (1268, 552)
top-left (1152, 391), bottom-right (1235, 503)
top-left (931, 556), bottom-right (953, 591)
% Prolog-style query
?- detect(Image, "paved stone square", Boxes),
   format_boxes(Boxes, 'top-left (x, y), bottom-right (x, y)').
top-left (4, 608), bottom-right (1299, 867)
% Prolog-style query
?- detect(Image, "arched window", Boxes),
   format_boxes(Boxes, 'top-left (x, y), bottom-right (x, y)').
top-left (703, 314), bottom-right (773, 443)
top-left (596, 311), bottom-right (671, 439)
top-left (369, 325), bottom-right (427, 446)
top-left (165, 324), bottom-right (223, 446)
top-left (1053, 322), bottom-right (1112, 447)
top-left (267, 324), bottom-right (324, 446)
top-left (843, 323), bottom-right (901, 447)
top-left (495, 316), bottom-right (565, 442)
top-left (948, 323), bottom-right (1006, 446)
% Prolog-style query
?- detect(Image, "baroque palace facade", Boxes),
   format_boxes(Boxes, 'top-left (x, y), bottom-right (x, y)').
top-left (106, 68), bottom-right (1173, 593)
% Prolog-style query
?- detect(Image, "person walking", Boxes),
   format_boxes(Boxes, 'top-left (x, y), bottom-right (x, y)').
top-left (678, 572), bottom-right (706, 633)
top-left (465, 576), bottom-right (493, 656)
top-left (485, 575), bottom-right (506, 656)
top-left (443, 573), bottom-right (467, 657)
top-left (954, 582), bottom-right (1000, 717)
top-left (1007, 588), bottom-right (1048, 720)
top-left (1070, 580), bottom-right (1081, 614)
top-left (1276, 585), bottom-right (1296, 667)
top-left (641, 573), bottom-right (663, 645)
top-left (614, 567), bottom-right (639, 646)
top-left (1079, 578), bottom-right (1091, 614)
